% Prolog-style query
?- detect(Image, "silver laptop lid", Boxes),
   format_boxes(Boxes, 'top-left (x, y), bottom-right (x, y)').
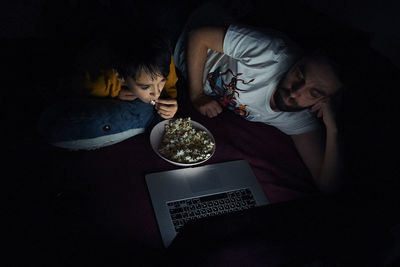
top-left (145, 160), bottom-right (269, 247)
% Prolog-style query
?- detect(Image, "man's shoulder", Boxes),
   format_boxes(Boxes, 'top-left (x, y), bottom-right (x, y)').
top-left (225, 24), bottom-right (301, 62)
top-left (227, 24), bottom-right (293, 43)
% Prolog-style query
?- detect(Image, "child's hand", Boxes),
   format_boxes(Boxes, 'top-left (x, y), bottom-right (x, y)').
top-left (155, 98), bottom-right (178, 119)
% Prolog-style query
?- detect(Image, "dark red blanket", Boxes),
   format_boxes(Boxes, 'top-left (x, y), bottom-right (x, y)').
top-left (41, 94), bottom-right (319, 253)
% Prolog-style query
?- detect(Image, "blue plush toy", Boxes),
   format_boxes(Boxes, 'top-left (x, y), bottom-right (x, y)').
top-left (37, 98), bottom-right (160, 150)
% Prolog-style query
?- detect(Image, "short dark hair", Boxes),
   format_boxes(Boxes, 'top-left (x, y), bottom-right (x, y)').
top-left (112, 29), bottom-right (172, 80)
top-left (302, 49), bottom-right (347, 129)
top-left (75, 28), bottom-right (172, 81)
top-left (302, 48), bottom-right (346, 90)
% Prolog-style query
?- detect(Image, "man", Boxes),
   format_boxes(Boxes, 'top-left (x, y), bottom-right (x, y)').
top-left (174, 24), bottom-right (343, 192)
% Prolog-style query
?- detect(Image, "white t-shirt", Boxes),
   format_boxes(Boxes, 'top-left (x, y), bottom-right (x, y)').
top-left (203, 24), bottom-right (320, 135)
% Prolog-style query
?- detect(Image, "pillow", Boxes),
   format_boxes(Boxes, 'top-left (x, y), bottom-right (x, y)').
top-left (37, 97), bottom-right (158, 150)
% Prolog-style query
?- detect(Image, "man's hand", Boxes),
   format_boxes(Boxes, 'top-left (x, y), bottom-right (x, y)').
top-left (117, 88), bottom-right (137, 101)
top-left (156, 98), bottom-right (178, 119)
top-left (192, 94), bottom-right (222, 118)
top-left (310, 99), bottom-right (337, 132)
top-left (304, 97), bottom-right (341, 192)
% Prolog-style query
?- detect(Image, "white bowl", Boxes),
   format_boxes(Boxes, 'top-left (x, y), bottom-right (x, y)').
top-left (150, 119), bottom-right (216, 166)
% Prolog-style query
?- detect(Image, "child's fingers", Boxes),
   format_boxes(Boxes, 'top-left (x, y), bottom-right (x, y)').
top-left (156, 101), bottom-right (178, 118)
top-left (156, 98), bottom-right (177, 105)
top-left (157, 104), bottom-right (176, 112)
top-left (158, 110), bottom-right (174, 119)
top-left (156, 100), bottom-right (178, 111)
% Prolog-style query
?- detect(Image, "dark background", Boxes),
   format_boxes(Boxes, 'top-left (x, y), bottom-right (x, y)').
top-left (4, 0), bottom-right (399, 189)
top-left (2, 0), bottom-right (400, 68)
top-left (3, 0), bottom-right (400, 266)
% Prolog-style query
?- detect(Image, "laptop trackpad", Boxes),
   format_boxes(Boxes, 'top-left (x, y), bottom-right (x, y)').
top-left (187, 169), bottom-right (222, 193)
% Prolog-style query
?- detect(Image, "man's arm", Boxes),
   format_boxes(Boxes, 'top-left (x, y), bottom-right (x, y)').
top-left (291, 101), bottom-right (342, 192)
top-left (186, 27), bottom-right (226, 117)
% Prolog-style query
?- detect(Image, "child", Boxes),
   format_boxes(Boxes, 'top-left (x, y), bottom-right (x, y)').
top-left (81, 30), bottom-right (179, 119)
top-left (38, 30), bottom-right (179, 150)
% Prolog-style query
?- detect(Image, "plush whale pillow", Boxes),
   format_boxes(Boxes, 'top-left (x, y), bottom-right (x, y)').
top-left (38, 97), bottom-right (159, 150)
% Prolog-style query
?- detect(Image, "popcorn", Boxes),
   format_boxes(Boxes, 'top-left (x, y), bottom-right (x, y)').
top-left (158, 118), bottom-right (215, 163)
top-left (150, 100), bottom-right (156, 105)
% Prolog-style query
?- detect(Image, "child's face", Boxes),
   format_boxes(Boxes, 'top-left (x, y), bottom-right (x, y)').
top-left (124, 70), bottom-right (167, 104)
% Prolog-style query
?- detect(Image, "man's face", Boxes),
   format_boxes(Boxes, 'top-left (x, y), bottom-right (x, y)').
top-left (273, 57), bottom-right (342, 112)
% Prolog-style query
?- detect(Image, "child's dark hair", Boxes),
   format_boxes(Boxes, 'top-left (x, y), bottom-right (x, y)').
top-left (75, 27), bottom-right (172, 81)
top-left (111, 28), bottom-right (172, 81)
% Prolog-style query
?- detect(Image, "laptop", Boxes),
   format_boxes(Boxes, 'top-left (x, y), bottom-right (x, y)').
top-left (145, 160), bottom-right (269, 247)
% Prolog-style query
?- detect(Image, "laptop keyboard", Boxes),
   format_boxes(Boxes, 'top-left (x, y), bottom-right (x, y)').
top-left (167, 188), bottom-right (256, 232)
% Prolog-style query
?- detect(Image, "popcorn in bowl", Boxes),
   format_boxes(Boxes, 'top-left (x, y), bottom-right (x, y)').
top-left (158, 118), bottom-right (215, 164)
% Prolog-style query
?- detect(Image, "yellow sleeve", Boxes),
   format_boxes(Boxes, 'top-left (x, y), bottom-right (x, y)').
top-left (164, 56), bottom-right (178, 99)
top-left (84, 70), bottom-right (121, 98)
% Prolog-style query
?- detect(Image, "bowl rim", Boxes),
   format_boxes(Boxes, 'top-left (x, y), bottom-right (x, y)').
top-left (149, 119), bottom-right (216, 167)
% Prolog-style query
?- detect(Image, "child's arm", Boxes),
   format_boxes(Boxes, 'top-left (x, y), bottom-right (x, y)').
top-left (84, 70), bottom-right (121, 98)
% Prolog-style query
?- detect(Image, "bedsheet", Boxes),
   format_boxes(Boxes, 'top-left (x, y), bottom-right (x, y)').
top-left (43, 93), bottom-right (319, 252)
